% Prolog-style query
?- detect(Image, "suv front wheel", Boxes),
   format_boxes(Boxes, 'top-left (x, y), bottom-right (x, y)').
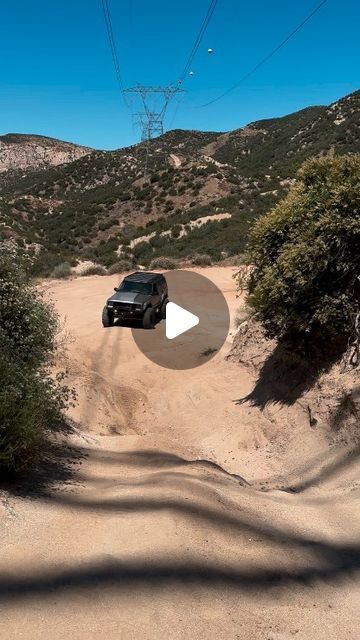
top-left (102, 307), bottom-right (114, 327)
top-left (143, 307), bottom-right (155, 329)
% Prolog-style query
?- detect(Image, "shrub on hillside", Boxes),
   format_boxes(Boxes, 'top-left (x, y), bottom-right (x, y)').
top-left (81, 264), bottom-right (107, 276)
top-left (221, 254), bottom-right (245, 267)
top-left (171, 224), bottom-right (182, 239)
top-left (149, 256), bottom-right (178, 270)
top-left (107, 260), bottom-right (133, 274)
top-left (0, 242), bottom-right (73, 473)
top-left (191, 253), bottom-right (212, 266)
top-left (244, 156), bottom-right (360, 344)
top-left (50, 262), bottom-right (72, 279)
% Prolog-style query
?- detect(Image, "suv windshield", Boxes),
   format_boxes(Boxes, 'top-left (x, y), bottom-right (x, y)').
top-left (120, 281), bottom-right (153, 295)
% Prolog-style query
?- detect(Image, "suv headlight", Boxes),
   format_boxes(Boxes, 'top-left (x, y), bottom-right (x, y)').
top-left (107, 301), bottom-right (114, 307)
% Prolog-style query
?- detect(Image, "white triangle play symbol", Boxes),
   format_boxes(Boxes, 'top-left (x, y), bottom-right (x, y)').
top-left (165, 301), bottom-right (199, 340)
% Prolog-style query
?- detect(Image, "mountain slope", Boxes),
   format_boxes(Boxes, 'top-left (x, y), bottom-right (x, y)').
top-left (0, 133), bottom-right (92, 175)
top-left (212, 91), bottom-right (360, 174)
top-left (0, 90), bottom-right (359, 273)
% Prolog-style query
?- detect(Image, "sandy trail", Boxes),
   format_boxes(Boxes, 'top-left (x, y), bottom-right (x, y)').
top-left (1, 267), bottom-right (360, 639)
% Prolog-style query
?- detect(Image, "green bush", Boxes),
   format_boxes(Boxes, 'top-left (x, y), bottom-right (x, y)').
top-left (107, 260), bottom-right (133, 274)
top-left (149, 256), bottom-right (178, 270)
top-left (0, 242), bottom-right (73, 473)
top-left (245, 156), bottom-right (360, 342)
top-left (51, 262), bottom-right (72, 279)
top-left (81, 264), bottom-right (107, 276)
top-left (171, 224), bottom-right (182, 239)
top-left (132, 241), bottom-right (152, 260)
top-left (191, 253), bottom-right (212, 266)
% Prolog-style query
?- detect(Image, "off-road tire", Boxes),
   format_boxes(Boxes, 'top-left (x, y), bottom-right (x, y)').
top-left (159, 298), bottom-right (168, 320)
top-left (102, 307), bottom-right (114, 327)
top-left (143, 307), bottom-right (155, 329)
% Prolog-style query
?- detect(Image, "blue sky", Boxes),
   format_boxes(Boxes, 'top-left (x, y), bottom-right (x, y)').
top-left (1, 0), bottom-right (359, 149)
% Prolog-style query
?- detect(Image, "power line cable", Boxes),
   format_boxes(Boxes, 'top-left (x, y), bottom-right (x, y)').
top-left (101, 0), bottom-right (129, 107)
top-left (178, 0), bottom-right (218, 85)
top-left (199, 0), bottom-right (329, 108)
top-left (166, 0), bottom-right (218, 131)
top-left (167, 95), bottom-right (184, 130)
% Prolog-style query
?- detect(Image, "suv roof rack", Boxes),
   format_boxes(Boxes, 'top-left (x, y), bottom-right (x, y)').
top-left (123, 271), bottom-right (163, 284)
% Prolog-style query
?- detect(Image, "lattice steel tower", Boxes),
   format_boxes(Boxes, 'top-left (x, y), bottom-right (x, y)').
top-left (124, 85), bottom-right (185, 141)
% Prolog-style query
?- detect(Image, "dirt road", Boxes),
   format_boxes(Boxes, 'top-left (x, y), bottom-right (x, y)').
top-left (1, 267), bottom-right (360, 639)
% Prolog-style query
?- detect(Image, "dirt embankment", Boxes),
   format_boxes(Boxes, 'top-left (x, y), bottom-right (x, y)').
top-left (230, 317), bottom-right (360, 490)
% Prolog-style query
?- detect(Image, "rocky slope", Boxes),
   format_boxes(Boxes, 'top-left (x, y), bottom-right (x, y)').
top-left (0, 90), bottom-right (359, 273)
top-left (0, 133), bottom-right (92, 174)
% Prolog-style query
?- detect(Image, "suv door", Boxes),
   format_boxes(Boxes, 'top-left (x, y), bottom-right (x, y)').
top-left (161, 277), bottom-right (168, 298)
top-left (152, 283), bottom-right (162, 309)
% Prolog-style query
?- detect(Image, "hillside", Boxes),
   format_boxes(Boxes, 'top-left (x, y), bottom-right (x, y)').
top-left (0, 90), bottom-right (359, 273)
top-left (0, 133), bottom-right (92, 175)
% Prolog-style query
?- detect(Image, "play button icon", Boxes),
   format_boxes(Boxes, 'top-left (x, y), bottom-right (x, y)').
top-left (131, 270), bottom-right (230, 370)
top-left (165, 302), bottom-right (199, 340)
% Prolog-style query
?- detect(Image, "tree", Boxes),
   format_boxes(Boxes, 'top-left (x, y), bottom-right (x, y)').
top-left (244, 155), bottom-right (360, 344)
top-left (0, 241), bottom-right (73, 473)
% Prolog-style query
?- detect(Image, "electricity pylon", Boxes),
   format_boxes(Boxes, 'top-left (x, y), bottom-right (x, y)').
top-left (134, 112), bottom-right (164, 141)
top-left (124, 85), bottom-right (185, 141)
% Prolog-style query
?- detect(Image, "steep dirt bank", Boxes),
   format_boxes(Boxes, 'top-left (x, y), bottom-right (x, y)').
top-left (1, 268), bottom-right (360, 639)
top-left (230, 318), bottom-right (360, 490)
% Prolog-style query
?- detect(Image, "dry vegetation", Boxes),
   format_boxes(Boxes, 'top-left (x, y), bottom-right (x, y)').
top-left (0, 90), bottom-right (359, 275)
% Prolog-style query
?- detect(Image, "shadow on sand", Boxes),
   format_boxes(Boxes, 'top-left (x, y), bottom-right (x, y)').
top-left (1, 444), bottom-right (360, 600)
top-left (0, 546), bottom-right (359, 602)
top-left (234, 338), bottom-right (347, 408)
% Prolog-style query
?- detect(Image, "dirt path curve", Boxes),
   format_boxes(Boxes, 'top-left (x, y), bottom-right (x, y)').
top-left (1, 268), bottom-right (360, 639)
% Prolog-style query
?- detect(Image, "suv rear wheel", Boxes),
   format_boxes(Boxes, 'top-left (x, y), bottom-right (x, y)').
top-left (102, 307), bottom-right (114, 327)
top-left (143, 307), bottom-right (155, 329)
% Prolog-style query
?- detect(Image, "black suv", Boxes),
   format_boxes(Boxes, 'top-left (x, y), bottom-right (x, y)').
top-left (102, 271), bottom-right (168, 329)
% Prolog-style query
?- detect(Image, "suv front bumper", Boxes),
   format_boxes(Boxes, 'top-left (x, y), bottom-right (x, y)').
top-left (108, 304), bottom-right (143, 319)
